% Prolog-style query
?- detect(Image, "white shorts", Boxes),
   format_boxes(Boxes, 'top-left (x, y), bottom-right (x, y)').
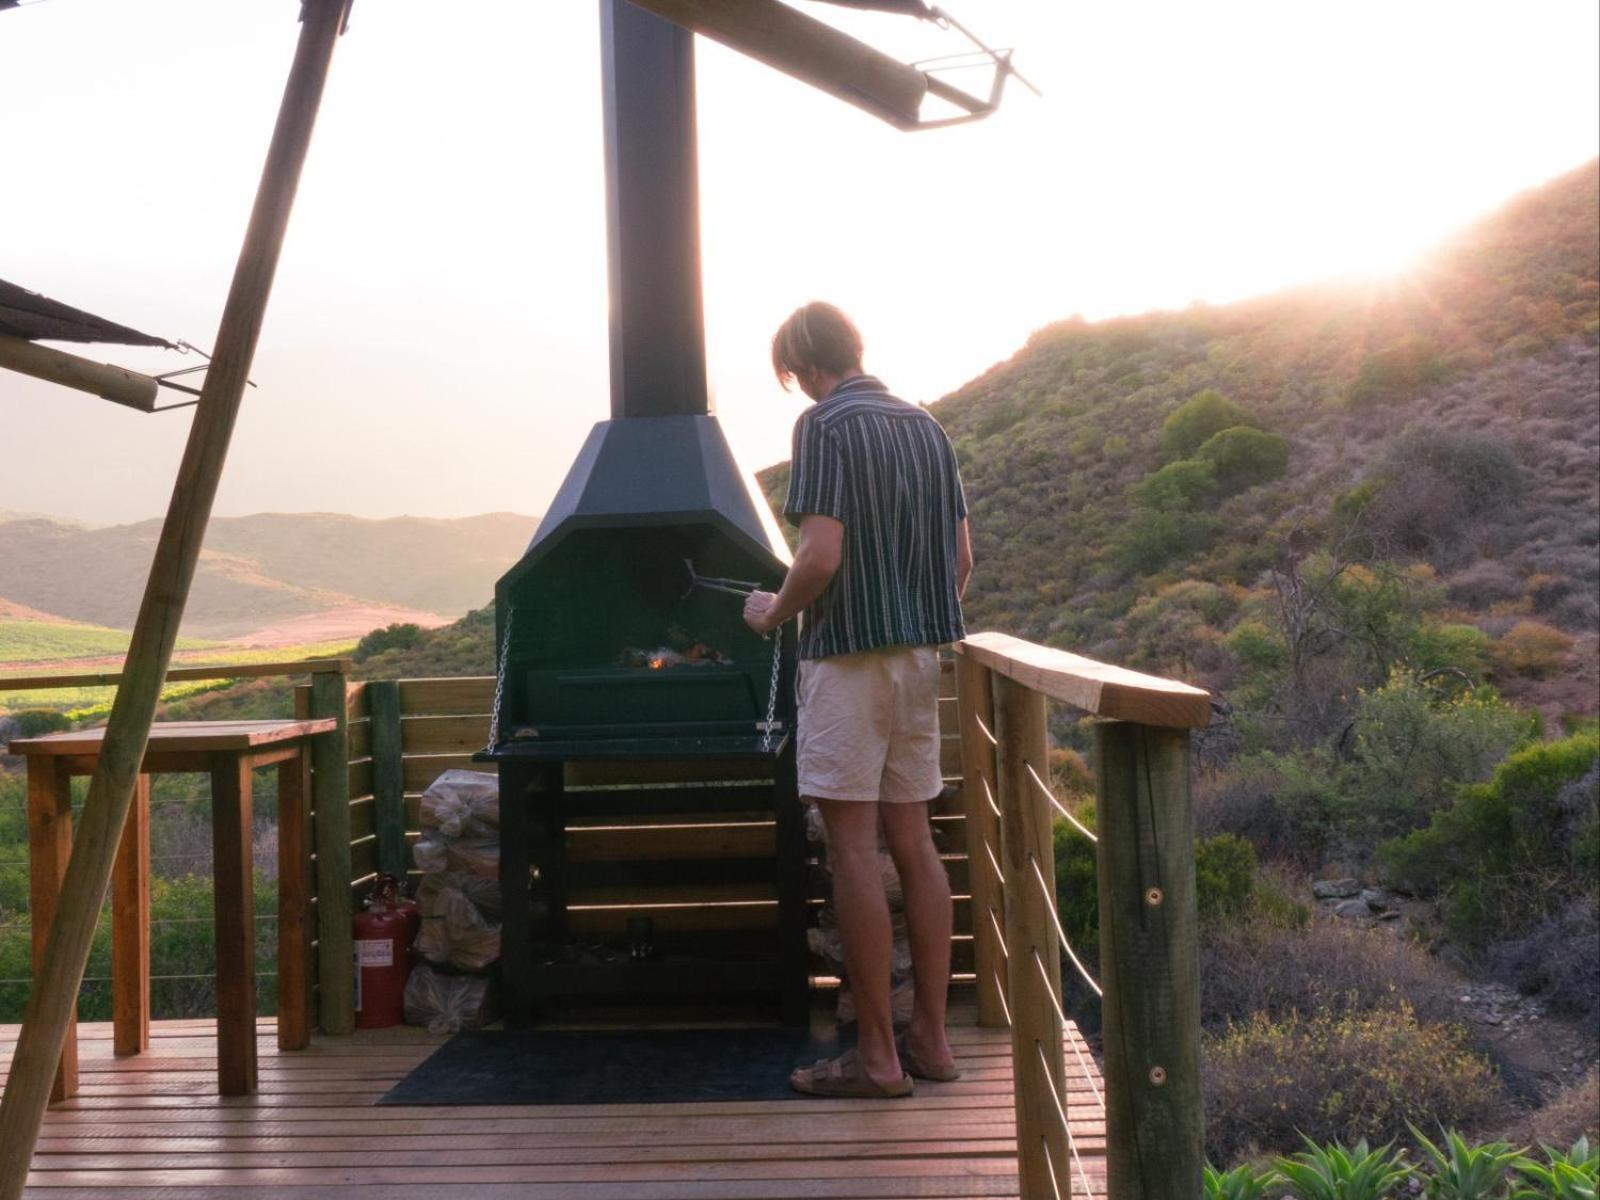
top-left (796, 645), bottom-right (943, 804)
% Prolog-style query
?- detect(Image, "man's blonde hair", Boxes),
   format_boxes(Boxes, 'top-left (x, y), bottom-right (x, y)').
top-left (771, 301), bottom-right (864, 390)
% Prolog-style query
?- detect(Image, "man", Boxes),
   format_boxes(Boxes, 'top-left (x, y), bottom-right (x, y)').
top-left (743, 301), bottom-right (973, 1098)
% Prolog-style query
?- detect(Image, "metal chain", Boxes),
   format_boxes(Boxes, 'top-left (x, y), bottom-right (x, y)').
top-left (486, 601), bottom-right (515, 750)
top-left (760, 623), bottom-right (783, 753)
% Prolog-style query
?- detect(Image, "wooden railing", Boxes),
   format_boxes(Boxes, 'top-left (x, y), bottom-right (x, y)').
top-left (0, 659), bottom-right (357, 1036)
top-left (955, 631), bottom-right (1212, 1200)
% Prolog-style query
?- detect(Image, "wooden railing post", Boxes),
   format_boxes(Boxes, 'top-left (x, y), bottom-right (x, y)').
top-left (956, 651), bottom-right (1007, 1029)
top-left (366, 680), bottom-right (408, 880)
top-left (994, 675), bottom-right (1070, 1199)
top-left (1095, 721), bottom-right (1203, 1199)
top-left (308, 667), bottom-right (353, 1035)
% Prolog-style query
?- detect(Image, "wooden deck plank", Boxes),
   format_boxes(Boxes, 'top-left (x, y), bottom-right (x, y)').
top-left (6, 1015), bottom-right (1106, 1198)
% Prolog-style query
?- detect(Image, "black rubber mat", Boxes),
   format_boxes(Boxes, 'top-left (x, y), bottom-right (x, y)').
top-left (379, 1025), bottom-right (843, 1106)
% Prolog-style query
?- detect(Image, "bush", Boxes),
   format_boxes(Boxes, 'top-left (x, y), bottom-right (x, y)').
top-left (1387, 428), bottom-right (1524, 518)
top-left (1381, 732), bottom-right (1599, 950)
top-left (1133, 459), bottom-right (1218, 511)
top-left (1412, 623), bottom-right (1492, 678)
top-left (353, 622), bottom-right (425, 662)
top-left (10, 709), bottom-right (71, 739)
top-left (1199, 909), bottom-right (1457, 1032)
top-left (1203, 1004), bottom-right (1503, 1164)
top-left (1346, 335), bottom-right (1448, 407)
top-left (1162, 389), bottom-right (1260, 459)
top-left (1194, 426), bottom-right (1291, 494)
top-left (1492, 620), bottom-right (1575, 678)
top-left (1487, 897), bottom-right (1600, 1023)
top-left (1114, 508), bottom-right (1222, 574)
top-left (1052, 805), bottom-right (1100, 1022)
top-left (1196, 834), bottom-right (1257, 921)
top-left (1506, 1068), bottom-right (1600, 1152)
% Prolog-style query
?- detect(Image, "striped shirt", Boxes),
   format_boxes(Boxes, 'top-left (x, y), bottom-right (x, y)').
top-left (783, 375), bottom-right (968, 660)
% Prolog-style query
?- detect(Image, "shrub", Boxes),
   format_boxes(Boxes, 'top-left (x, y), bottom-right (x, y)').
top-left (1114, 509), bottom-right (1222, 573)
top-left (1052, 805), bottom-right (1100, 1022)
top-left (1225, 620), bottom-right (1287, 674)
top-left (1195, 426), bottom-right (1291, 494)
top-left (1203, 1004), bottom-right (1503, 1165)
top-left (353, 622), bottom-right (425, 662)
top-left (1380, 732), bottom-right (1599, 950)
top-left (1487, 897), bottom-right (1600, 1023)
top-left (10, 708), bottom-right (71, 739)
top-left (1199, 908), bottom-right (1458, 1031)
top-left (1386, 428), bottom-right (1524, 518)
top-left (1507, 1069), bottom-right (1600, 1152)
top-left (1336, 670), bottom-right (1534, 845)
top-left (1162, 389), bottom-right (1260, 459)
top-left (1412, 623), bottom-right (1493, 678)
top-left (1133, 458), bottom-right (1218, 511)
top-left (1196, 834), bottom-right (1257, 921)
top-left (1491, 620), bottom-right (1575, 678)
top-left (1346, 335), bottom-right (1448, 407)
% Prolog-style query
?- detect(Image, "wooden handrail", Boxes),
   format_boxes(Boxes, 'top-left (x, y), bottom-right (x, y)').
top-left (959, 631), bottom-right (1212, 729)
top-left (0, 658), bottom-right (351, 694)
top-left (954, 632), bottom-right (1204, 1198)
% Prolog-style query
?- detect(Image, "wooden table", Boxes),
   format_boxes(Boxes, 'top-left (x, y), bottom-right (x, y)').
top-left (11, 719), bottom-right (335, 1098)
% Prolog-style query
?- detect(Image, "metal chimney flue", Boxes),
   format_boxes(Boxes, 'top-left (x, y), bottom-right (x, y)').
top-left (601, 0), bottom-right (710, 419)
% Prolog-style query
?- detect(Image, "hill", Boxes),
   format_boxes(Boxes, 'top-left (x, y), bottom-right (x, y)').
top-left (0, 511), bottom-right (537, 640)
top-left (764, 160), bottom-right (1599, 721)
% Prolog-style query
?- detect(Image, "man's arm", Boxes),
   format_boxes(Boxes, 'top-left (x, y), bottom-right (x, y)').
top-left (743, 514), bottom-right (843, 634)
top-left (955, 517), bottom-right (973, 600)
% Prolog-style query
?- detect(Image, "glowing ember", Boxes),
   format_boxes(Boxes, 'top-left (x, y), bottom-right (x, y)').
top-left (649, 657), bottom-right (665, 670)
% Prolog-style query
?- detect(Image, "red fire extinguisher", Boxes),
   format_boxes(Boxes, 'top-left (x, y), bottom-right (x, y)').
top-left (354, 873), bottom-right (413, 1029)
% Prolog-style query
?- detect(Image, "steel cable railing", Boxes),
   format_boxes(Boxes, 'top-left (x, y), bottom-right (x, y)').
top-left (1035, 1039), bottom-right (1098, 1197)
top-left (1026, 761), bottom-right (1096, 843)
top-left (1027, 851), bottom-right (1102, 998)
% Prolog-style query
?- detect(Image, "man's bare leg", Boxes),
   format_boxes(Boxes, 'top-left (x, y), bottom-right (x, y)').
top-left (815, 797), bottom-right (903, 1087)
top-left (881, 801), bottom-right (956, 1073)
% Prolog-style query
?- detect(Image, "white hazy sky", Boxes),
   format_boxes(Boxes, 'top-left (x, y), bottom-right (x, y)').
top-left (1, 0), bottom-right (1596, 527)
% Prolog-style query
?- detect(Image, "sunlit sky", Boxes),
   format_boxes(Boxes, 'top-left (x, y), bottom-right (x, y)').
top-left (1, 0), bottom-right (1596, 527)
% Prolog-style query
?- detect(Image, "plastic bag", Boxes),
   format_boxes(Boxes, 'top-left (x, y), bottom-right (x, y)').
top-left (444, 838), bottom-right (499, 878)
top-left (403, 961), bottom-right (497, 1034)
top-left (415, 872), bottom-right (502, 971)
top-left (419, 769), bottom-right (500, 838)
top-left (412, 831), bottom-right (450, 874)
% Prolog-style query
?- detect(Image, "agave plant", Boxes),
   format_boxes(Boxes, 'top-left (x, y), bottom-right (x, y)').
top-left (1275, 1136), bottom-right (1415, 1200)
top-left (1511, 1138), bottom-right (1600, 1200)
top-left (1205, 1162), bottom-right (1283, 1200)
top-left (1408, 1123), bottom-right (1522, 1199)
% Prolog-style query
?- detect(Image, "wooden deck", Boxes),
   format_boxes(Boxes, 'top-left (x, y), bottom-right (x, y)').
top-left (4, 1012), bottom-right (1107, 1198)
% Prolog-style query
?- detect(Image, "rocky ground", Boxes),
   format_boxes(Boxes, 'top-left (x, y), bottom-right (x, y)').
top-left (1310, 876), bottom-right (1598, 1110)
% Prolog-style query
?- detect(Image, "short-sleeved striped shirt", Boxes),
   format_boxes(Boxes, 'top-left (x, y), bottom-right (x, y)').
top-left (783, 375), bottom-right (968, 660)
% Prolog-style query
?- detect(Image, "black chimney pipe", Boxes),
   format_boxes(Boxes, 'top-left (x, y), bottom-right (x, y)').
top-left (601, 0), bottom-right (710, 419)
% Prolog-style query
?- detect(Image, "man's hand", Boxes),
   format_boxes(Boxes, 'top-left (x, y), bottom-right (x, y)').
top-left (743, 590), bottom-right (779, 635)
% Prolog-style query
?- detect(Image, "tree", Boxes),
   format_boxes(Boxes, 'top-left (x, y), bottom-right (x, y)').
top-left (1160, 389), bottom-right (1259, 459)
top-left (1194, 426), bottom-right (1289, 494)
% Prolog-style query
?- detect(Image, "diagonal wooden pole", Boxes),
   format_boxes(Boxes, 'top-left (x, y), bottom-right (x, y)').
top-left (0, 4), bottom-right (349, 1193)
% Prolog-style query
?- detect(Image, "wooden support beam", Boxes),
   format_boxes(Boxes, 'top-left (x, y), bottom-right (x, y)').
top-left (628, 0), bottom-right (929, 128)
top-left (366, 681), bottom-right (407, 879)
top-left (310, 670), bottom-right (353, 1034)
top-left (0, 4), bottom-right (349, 1194)
top-left (0, 332), bottom-right (160, 412)
top-left (956, 654), bottom-right (1007, 1029)
top-left (0, 657), bottom-right (350, 694)
top-left (994, 676), bottom-right (1069, 1199)
top-left (1095, 722), bottom-right (1204, 1199)
top-left (110, 775), bottom-right (151, 1057)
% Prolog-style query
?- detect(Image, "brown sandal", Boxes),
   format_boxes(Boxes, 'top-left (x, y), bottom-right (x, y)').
top-left (896, 1032), bottom-right (961, 1082)
top-left (790, 1048), bottom-right (913, 1098)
